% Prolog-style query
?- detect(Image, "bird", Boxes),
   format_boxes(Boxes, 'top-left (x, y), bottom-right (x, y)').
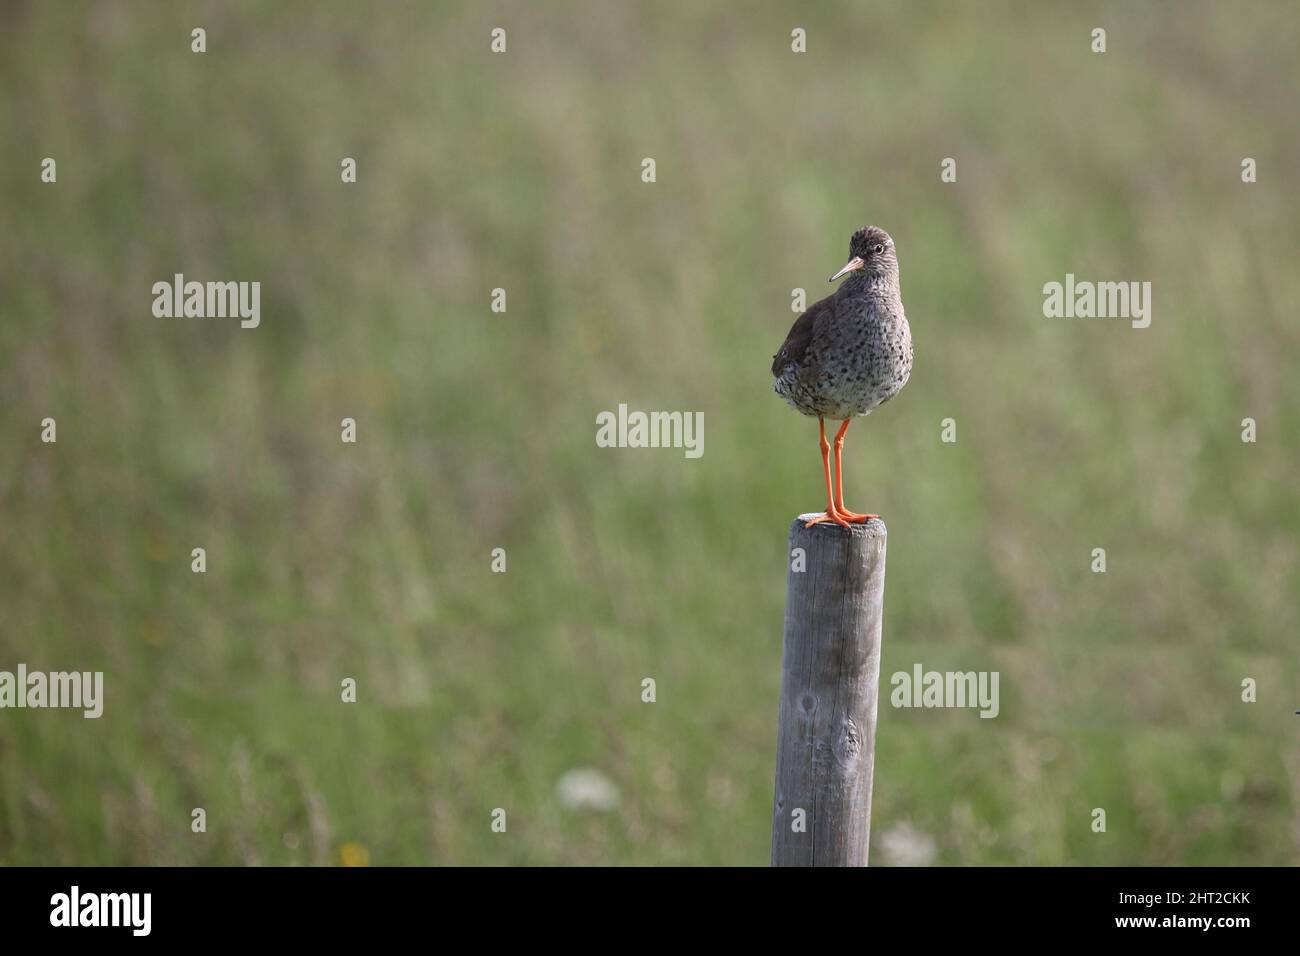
top-left (772, 226), bottom-right (913, 529)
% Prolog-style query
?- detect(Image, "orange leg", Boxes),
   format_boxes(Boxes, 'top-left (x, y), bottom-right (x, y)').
top-left (804, 419), bottom-right (851, 529)
top-left (832, 418), bottom-right (878, 523)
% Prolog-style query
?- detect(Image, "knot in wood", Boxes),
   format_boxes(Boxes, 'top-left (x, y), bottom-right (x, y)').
top-left (836, 718), bottom-right (862, 763)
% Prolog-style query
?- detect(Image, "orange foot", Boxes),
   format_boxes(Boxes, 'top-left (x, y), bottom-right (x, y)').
top-left (837, 509), bottom-right (879, 523)
top-left (805, 508), bottom-right (852, 529)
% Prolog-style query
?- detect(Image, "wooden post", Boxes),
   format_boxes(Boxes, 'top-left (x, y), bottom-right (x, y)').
top-left (771, 515), bottom-right (887, 866)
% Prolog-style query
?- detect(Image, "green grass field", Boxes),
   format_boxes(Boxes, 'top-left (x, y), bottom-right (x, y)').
top-left (1, 1), bottom-right (1297, 865)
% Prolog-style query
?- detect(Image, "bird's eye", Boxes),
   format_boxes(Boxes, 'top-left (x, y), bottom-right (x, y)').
top-left (873, 244), bottom-right (884, 255)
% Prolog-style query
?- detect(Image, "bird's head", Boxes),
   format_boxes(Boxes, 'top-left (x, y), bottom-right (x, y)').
top-left (830, 226), bottom-right (897, 283)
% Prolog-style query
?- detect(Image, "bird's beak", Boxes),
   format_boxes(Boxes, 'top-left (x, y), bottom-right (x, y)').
top-left (829, 256), bottom-right (866, 282)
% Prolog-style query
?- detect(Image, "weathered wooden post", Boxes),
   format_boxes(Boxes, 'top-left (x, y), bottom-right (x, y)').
top-left (771, 515), bottom-right (887, 866)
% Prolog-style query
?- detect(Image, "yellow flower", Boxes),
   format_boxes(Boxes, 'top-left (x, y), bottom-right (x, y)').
top-left (338, 842), bottom-right (370, 867)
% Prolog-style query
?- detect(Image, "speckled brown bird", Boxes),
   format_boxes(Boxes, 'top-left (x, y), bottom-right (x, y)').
top-left (772, 226), bottom-right (913, 528)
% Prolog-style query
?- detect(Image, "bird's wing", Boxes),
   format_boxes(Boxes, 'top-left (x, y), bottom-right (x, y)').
top-left (771, 294), bottom-right (833, 376)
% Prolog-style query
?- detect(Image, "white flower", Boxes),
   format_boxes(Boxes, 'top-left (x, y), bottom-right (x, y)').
top-left (879, 821), bottom-right (937, 866)
top-left (556, 768), bottom-right (620, 812)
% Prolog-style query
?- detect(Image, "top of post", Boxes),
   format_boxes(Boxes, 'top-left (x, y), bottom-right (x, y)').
top-left (791, 515), bottom-right (887, 541)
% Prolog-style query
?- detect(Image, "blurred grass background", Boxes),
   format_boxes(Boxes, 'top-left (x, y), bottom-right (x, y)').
top-left (1, 0), bottom-right (1297, 865)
